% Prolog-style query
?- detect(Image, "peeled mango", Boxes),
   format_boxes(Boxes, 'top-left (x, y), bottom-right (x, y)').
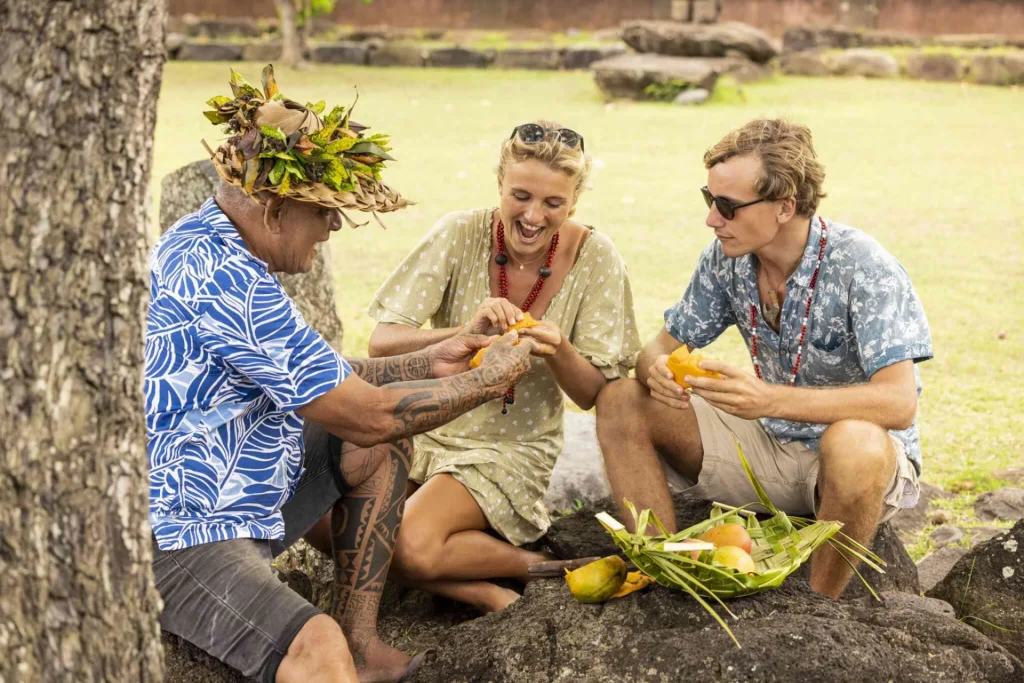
top-left (565, 555), bottom-right (628, 603)
top-left (666, 346), bottom-right (722, 389)
top-left (609, 570), bottom-right (655, 599)
top-left (469, 312), bottom-right (540, 369)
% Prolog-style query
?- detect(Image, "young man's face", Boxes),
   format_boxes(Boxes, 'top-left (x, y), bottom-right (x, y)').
top-left (704, 154), bottom-right (780, 258)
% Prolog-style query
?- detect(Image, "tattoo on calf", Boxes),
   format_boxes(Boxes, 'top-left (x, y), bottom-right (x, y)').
top-left (347, 351), bottom-right (432, 386)
top-left (330, 439), bottom-right (412, 657)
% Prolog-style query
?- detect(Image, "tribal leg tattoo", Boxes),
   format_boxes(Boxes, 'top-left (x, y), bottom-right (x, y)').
top-left (330, 437), bottom-right (412, 659)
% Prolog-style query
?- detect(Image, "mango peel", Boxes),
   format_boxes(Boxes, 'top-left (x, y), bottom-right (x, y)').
top-left (666, 346), bottom-right (722, 389)
top-left (469, 312), bottom-right (540, 369)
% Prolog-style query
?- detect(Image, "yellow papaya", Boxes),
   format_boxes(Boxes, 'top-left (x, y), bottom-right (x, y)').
top-left (564, 555), bottom-right (627, 604)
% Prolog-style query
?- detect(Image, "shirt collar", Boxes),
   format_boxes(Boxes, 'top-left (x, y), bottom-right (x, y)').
top-left (200, 197), bottom-right (270, 272)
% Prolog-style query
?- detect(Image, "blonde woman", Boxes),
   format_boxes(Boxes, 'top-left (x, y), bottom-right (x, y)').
top-left (368, 122), bottom-right (641, 611)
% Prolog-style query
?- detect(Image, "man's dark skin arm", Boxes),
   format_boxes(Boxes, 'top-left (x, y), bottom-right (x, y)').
top-left (298, 333), bottom-right (531, 447)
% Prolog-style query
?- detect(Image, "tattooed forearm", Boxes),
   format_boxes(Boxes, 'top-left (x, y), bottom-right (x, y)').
top-left (377, 348), bottom-right (531, 442)
top-left (347, 349), bottom-right (432, 386)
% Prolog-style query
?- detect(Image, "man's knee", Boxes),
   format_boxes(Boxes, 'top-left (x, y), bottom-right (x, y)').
top-left (596, 378), bottom-right (648, 428)
top-left (819, 420), bottom-right (894, 495)
top-left (278, 615), bottom-right (353, 683)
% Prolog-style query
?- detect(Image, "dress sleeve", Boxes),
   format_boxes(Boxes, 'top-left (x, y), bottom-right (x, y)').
top-left (663, 242), bottom-right (736, 348)
top-left (567, 232), bottom-right (642, 380)
top-left (367, 210), bottom-right (470, 328)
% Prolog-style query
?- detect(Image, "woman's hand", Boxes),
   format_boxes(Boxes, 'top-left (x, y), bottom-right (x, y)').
top-left (645, 354), bottom-right (690, 410)
top-left (517, 320), bottom-right (563, 358)
top-left (464, 297), bottom-right (523, 335)
top-left (427, 333), bottom-right (499, 378)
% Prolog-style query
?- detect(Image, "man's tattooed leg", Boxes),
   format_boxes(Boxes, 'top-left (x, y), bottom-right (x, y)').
top-left (330, 438), bottom-right (413, 676)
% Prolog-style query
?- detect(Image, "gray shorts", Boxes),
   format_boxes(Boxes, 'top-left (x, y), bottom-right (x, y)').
top-left (153, 421), bottom-right (346, 683)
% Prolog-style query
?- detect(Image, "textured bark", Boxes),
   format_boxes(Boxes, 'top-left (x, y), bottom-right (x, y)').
top-left (158, 160), bottom-right (344, 350)
top-left (0, 1), bottom-right (167, 681)
top-left (272, 0), bottom-right (304, 69)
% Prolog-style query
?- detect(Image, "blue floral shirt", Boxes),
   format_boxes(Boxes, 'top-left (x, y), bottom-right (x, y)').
top-left (665, 217), bottom-right (933, 473)
top-left (145, 198), bottom-right (350, 550)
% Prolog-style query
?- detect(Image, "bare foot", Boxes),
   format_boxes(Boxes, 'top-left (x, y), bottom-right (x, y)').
top-left (476, 585), bottom-right (521, 613)
top-left (351, 638), bottom-right (414, 683)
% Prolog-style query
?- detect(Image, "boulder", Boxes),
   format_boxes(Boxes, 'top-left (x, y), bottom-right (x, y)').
top-left (905, 52), bottom-right (966, 82)
top-left (368, 43), bottom-right (426, 67)
top-left (994, 467), bottom-right (1024, 486)
top-left (544, 413), bottom-right (611, 513)
top-left (888, 480), bottom-right (954, 543)
top-left (928, 521), bottom-right (1024, 656)
top-left (829, 49), bottom-right (899, 78)
top-left (620, 20), bottom-right (778, 64)
top-left (561, 44), bottom-right (628, 70)
top-left (543, 491), bottom-right (919, 599)
top-left (310, 42), bottom-right (369, 66)
top-left (591, 53), bottom-right (722, 100)
top-left (779, 50), bottom-right (831, 76)
top-left (917, 545), bottom-right (968, 592)
top-left (858, 31), bottom-right (926, 48)
top-left (159, 160), bottom-right (343, 350)
top-left (425, 46), bottom-right (494, 68)
top-left (971, 53), bottom-right (1024, 86)
top-left (241, 42), bottom-right (291, 64)
top-left (493, 48), bottom-right (561, 70)
top-left (930, 525), bottom-right (966, 548)
top-left (177, 41), bottom-right (245, 63)
top-left (412, 570), bottom-right (1022, 682)
top-left (974, 488), bottom-right (1024, 522)
top-left (166, 32), bottom-right (185, 59)
top-left (180, 16), bottom-right (266, 39)
top-left (935, 34), bottom-right (1010, 50)
top-left (783, 27), bottom-right (862, 53)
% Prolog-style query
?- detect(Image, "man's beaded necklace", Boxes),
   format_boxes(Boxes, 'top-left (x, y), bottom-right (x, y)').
top-left (749, 217), bottom-right (829, 385)
top-left (495, 219), bottom-right (559, 413)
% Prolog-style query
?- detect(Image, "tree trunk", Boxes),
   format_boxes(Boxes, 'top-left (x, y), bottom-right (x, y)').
top-left (0, 1), bottom-right (166, 682)
top-left (299, 0), bottom-right (313, 53)
top-left (273, 0), bottom-right (304, 69)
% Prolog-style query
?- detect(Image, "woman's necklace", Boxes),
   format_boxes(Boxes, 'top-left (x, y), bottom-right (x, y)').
top-left (749, 217), bottom-right (829, 385)
top-left (493, 219), bottom-right (559, 413)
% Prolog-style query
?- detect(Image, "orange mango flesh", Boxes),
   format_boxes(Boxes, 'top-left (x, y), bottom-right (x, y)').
top-left (666, 346), bottom-right (722, 389)
top-left (469, 312), bottom-right (540, 369)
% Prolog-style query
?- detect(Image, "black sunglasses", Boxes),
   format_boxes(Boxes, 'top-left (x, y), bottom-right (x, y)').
top-left (701, 186), bottom-right (766, 220)
top-left (510, 123), bottom-right (585, 154)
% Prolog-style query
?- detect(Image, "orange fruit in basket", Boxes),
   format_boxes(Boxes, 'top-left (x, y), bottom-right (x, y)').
top-left (469, 312), bottom-right (540, 369)
top-left (666, 346), bottom-right (722, 389)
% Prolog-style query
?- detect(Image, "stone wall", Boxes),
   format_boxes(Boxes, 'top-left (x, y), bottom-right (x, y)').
top-left (167, 0), bottom-right (1024, 36)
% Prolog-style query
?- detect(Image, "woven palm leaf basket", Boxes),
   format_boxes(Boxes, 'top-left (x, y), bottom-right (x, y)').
top-left (596, 438), bottom-right (885, 646)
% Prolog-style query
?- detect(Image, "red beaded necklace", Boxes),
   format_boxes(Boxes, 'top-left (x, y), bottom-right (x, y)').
top-left (495, 219), bottom-right (559, 413)
top-left (749, 217), bottom-right (829, 385)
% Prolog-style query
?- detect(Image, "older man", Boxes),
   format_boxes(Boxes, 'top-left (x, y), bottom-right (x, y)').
top-left (597, 119), bottom-right (933, 599)
top-left (146, 67), bottom-right (533, 683)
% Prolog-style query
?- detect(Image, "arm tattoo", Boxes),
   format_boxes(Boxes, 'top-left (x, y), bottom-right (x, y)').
top-left (379, 347), bottom-right (531, 442)
top-left (346, 349), bottom-right (431, 386)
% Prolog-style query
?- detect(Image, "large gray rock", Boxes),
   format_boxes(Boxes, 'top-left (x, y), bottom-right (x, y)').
top-left (917, 545), bottom-right (968, 592)
top-left (935, 34), bottom-right (1010, 50)
top-left (543, 491), bottom-right (920, 599)
top-left (180, 16), bottom-right (267, 40)
top-left (829, 49), bottom-right (900, 78)
top-left (493, 48), bottom-right (561, 70)
top-left (159, 160), bottom-right (343, 350)
top-left (177, 41), bottom-right (245, 62)
top-left (368, 43), bottom-right (426, 67)
top-left (310, 42), bottom-right (369, 66)
top-left (241, 42), bottom-right (292, 64)
top-left (544, 413), bottom-right (610, 513)
top-left (782, 27), bottom-right (922, 53)
top-left (425, 46), bottom-right (494, 68)
top-left (888, 480), bottom-right (954, 543)
top-left (591, 53), bottom-right (722, 100)
top-left (561, 44), bottom-right (628, 70)
top-left (994, 467), bottom-right (1024, 486)
top-left (411, 570), bottom-right (1021, 682)
top-left (928, 521), bottom-right (1024, 656)
top-left (975, 488), bottom-right (1024, 522)
top-left (971, 53), bottom-right (1024, 86)
top-left (621, 20), bottom-right (778, 64)
top-left (905, 52), bottom-right (966, 82)
top-left (780, 50), bottom-right (831, 76)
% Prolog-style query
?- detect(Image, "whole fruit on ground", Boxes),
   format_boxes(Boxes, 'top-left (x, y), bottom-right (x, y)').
top-left (565, 555), bottom-right (628, 603)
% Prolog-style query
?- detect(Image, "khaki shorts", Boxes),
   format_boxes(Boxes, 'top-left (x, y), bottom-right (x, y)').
top-left (662, 397), bottom-right (920, 523)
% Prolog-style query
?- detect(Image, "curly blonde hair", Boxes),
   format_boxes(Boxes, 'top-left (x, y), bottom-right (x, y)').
top-left (704, 119), bottom-right (827, 217)
top-left (497, 120), bottom-right (592, 206)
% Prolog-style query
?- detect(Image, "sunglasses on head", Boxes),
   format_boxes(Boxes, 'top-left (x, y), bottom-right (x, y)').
top-left (701, 186), bottom-right (767, 220)
top-left (510, 123), bottom-right (585, 153)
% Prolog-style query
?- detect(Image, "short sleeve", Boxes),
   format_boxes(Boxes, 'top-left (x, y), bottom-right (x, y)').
top-left (367, 211), bottom-right (468, 328)
top-left (849, 250), bottom-right (933, 377)
top-left (194, 269), bottom-right (350, 412)
top-left (568, 233), bottom-right (642, 380)
top-left (663, 243), bottom-right (736, 347)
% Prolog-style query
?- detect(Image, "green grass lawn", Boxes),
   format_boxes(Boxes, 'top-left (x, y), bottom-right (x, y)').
top-left (154, 63), bottom-right (1023, 549)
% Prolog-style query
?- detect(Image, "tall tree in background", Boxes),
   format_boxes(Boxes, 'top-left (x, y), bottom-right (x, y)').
top-left (274, 0), bottom-right (372, 69)
top-left (0, 1), bottom-right (167, 681)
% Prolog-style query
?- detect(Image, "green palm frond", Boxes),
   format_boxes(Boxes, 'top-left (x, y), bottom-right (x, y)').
top-left (597, 437), bottom-right (886, 646)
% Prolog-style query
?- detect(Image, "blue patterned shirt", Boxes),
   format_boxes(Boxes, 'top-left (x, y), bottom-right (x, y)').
top-left (145, 198), bottom-right (351, 550)
top-left (664, 217), bottom-right (932, 473)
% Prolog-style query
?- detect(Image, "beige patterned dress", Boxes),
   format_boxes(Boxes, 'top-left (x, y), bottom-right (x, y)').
top-left (368, 208), bottom-right (641, 545)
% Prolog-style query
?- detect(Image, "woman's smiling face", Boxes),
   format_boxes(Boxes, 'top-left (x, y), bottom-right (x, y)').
top-left (498, 158), bottom-right (576, 260)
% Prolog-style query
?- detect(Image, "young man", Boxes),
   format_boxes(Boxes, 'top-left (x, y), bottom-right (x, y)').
top-left (597, 119), bottom-right (932, 598)
top-left (146, 67), bottom-right (535, 683)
